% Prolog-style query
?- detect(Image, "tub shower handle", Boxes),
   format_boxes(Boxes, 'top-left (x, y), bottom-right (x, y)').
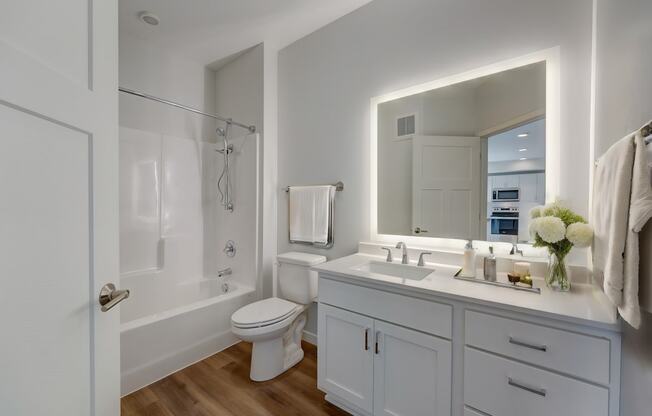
top-left (99, 283), bottom-right (130, 312)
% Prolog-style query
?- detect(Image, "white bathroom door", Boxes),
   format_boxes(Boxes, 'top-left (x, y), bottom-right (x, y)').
top-left (0, 2), bottom-right (120, 416)
top-left (412, 136), bottom-right (481, 240)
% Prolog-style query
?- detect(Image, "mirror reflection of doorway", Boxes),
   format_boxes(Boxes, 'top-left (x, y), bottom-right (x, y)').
top-left (486, 118), bottom-right (546, 243)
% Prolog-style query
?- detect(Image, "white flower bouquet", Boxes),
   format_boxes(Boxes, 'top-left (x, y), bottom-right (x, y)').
top-left (529, 203), bottom-right (594, 291)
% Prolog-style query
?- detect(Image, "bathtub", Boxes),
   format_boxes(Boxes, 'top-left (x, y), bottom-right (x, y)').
top-left (120, 277), bottom-right (257, 395)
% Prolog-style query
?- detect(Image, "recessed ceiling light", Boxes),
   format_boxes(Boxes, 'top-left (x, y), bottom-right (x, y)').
top-left (519, 157), bottom-right (528, 160)
top-left (518, 148), bottom-right (528, 152)
top-left (517, 133), bottom-right (529, 138)
top-left (139, 11), bottom-right (160, 26)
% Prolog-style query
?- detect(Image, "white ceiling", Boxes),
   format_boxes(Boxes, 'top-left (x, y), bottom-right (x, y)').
top-left (119, 0), bottom-right (374, 65)
top-left (488, 118), bottom-right (546, 162)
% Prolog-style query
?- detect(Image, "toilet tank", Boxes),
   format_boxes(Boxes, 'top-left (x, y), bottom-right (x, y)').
top-left (277, 252), bottom-right (327, 304)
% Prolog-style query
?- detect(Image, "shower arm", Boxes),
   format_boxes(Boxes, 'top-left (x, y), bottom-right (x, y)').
top-left (119, 87), bottom-right (256, 133)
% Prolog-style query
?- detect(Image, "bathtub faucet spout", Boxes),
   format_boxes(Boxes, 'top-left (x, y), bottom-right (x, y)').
top-left (217, 268), bottom-right (232, 278)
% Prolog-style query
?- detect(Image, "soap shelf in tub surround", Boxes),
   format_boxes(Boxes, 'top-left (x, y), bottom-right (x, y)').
top-left (313, 250), bottom-right (621, 416)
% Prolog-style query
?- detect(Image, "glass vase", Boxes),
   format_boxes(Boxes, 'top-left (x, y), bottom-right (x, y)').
top-left (546, 251), bottom-right (570, 292)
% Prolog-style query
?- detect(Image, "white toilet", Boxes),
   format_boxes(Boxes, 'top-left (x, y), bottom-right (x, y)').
top-left (231, 252), bottom-right (326, 381)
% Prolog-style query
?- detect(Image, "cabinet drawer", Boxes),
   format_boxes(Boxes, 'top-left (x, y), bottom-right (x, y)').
top-left (319, 277), bottom-right (452, 339)
top-left (464, 347), bottom-right (608, 416)
top-left (465, 310), bottom-right (610, 384)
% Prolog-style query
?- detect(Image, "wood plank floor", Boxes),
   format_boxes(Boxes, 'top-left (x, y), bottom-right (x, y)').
top-left (121, 341), bottom-right (350, 416)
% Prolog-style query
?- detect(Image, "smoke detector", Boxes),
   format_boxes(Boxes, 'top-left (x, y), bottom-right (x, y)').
top-left (138, 11), bottom-right (160, 26)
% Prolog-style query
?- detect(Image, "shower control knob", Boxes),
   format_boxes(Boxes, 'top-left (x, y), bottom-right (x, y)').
top-left (224, 240), bottom-right (236, 257)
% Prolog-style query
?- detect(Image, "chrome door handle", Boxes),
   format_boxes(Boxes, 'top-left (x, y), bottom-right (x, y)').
top-left (509, 336), bottom-right (548, 352)
top-left (375, 331), bottom-right (381, 354)
top-left (414, 227), bottom-right (429, 234)
top-left (507, 377), bottom-right (547, 397)
top-left (99, 283), bottom-right (130, 312)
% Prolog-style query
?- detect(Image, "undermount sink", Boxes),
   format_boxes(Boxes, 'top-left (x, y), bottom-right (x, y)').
top-left (353, 261), bottom-right (434, 281)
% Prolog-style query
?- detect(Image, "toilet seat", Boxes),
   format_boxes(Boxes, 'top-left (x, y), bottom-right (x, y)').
top-left (231, 297), bottom-right (299, 329)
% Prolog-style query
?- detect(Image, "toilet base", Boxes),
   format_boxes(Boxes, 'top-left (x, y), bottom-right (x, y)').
top-left (249, 310), bottom-right (307, 382)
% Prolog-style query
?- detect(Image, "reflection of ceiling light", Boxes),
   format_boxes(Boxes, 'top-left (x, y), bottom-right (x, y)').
top-left (518, 148), bottom-right (528, 152)
top-left (519, 157), bottom-right (528, 160)
top-left (517, 133), bottom-right (529, 138)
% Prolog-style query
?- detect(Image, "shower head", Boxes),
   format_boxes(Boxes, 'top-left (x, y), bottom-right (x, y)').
top-left (216, 127), bottom-right (226, 137)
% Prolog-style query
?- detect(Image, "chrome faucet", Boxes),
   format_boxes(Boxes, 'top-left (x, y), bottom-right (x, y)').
top-left (395, 242), bottom-right (409, 264)
top-left (510, 243), bottom-right (524, 256)
top-left (417, 252), bottom-right (432, 266)
top-left (381, 247), bottom-right (393, 262)
top-left (217, 267), bottom-right (232, 278)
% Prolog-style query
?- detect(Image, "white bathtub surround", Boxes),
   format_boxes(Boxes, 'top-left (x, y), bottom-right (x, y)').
top-left (121, 285), bottom-right (256, 395)
top-left (313, 251), bottom-right (621, 416)
top-left (118, 128), bottom-right (261, 394)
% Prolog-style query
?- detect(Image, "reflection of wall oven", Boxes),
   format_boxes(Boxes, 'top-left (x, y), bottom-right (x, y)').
top-left (492, 187), bottom-right (520, 202)
top-left (490, 207), bottom-right (519, 236)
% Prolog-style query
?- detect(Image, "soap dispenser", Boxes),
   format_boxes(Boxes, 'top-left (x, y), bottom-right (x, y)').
top-left (483, 246), bottom-right (497, 282)
top-left (461, 239), bottom-right (476, 277)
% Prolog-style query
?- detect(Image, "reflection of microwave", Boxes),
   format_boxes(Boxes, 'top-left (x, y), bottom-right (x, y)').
top-left (492, 188), bottom-right (520, 202)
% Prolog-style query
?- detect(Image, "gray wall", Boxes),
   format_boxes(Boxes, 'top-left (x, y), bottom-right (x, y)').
top-left (278, 0), bottom-right (593, 334)
top-left (594, 1), bottom-right (652, 415)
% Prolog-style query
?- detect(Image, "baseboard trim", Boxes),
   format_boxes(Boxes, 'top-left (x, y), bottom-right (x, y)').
top-left (303, 329), bottom-right (317, 346)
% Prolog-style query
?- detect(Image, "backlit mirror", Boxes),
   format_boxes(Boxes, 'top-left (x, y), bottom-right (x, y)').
top-left (376, 61), bottom-right (546, 244)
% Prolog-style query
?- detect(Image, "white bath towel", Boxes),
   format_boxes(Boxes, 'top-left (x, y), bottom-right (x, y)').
top-left (289, 185), bottom-right (334, 245)
top-left (592, 123), bottom-right (652, 328)
top-left (620, 129), bottom-right (652, 327)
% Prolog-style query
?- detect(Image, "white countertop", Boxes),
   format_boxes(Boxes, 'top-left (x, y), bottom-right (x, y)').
top-left (313, 253), bottom-right (619, 329)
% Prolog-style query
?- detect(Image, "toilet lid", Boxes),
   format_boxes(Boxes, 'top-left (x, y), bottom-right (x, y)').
top-left (232, 298), bottom-right (298, 328)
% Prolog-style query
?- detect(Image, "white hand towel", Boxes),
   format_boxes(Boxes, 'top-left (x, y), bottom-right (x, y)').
top-left (592, 136), bottom-right (635, 305)
top-left (592, 122), bottom-right (652, 328)
top-left (289, 185), bottom-right (334, 244)
top-left (620, 130), bottom-right (652, 328)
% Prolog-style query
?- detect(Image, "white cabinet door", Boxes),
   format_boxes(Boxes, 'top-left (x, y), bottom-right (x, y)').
top-left (0, 2), bottom-right (120, 416)
top-left (319, 304), bottom-right (374, 414)
top-left (493, 174), bottom-right (519, 189)
top-left (519, 173), bottom-right (537, 202)
top-left (373, 321), bottom-right (452, 416)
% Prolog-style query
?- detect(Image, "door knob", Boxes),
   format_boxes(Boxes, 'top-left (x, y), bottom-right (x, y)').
top-left (414, 227), bottom-right (429, 234)
top-left (99, 283), bottom-right (130, 312)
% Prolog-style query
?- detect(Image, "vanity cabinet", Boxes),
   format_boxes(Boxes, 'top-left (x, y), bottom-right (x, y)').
top-left (318, 285), bottom-right (452, 416)
top-left (316, 271), bottom-right (621, 416)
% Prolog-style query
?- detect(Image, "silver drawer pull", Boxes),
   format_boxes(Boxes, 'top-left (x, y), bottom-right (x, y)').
top-left (508, 377), bottom-right (547, 397)
top-left (364, 328), bottom-right (369, 351)
top-left (509, 336), bottom-right (548, 352)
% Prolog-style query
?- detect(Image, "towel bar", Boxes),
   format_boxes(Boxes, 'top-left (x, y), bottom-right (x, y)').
top-left (284, 181), bottom-right (344, 192)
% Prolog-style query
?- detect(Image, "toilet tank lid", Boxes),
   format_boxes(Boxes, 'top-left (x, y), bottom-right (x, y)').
top-left (277, 252), bottom-right (327, 266)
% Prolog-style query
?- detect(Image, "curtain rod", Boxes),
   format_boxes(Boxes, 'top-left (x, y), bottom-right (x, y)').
top-left (118, 87), bottom-right (256, 133)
